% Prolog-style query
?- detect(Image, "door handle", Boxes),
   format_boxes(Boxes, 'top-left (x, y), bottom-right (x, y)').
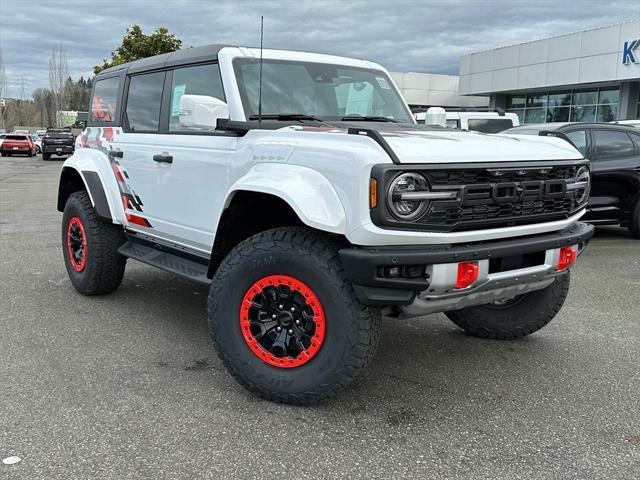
top-left (108, 149), bottom-right (123, 158)
top-left (153, 153), bottom-right (173, 164)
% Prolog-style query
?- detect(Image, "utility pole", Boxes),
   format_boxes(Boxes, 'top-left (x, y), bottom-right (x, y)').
top-left (16, 76), bottom-right (28, 100)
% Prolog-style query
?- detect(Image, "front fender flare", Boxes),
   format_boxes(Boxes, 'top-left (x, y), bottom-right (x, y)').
top-left (227, 163), bottom-right (347, 234)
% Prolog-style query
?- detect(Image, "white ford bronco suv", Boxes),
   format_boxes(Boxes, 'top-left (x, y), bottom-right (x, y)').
top-left (58, 45), bottom-right (594, 405)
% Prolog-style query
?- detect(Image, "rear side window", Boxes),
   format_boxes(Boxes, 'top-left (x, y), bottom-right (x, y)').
top-left (592, 130), bottom-right (635, 159)
top-left (446, 119), bottom-right (460, 129)
top-left (467, 118), bottom-right (514, 133)
top-left (90, 76), bottom-right (120, 124)
top-left (169, 63), bottom-right (225, 132)
top-left (565, 130), bottom-right (587, 156)
top-left (125, 72), bottom-right (165, 133)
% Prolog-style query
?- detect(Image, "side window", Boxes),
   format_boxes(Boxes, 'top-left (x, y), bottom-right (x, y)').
top-left (125, 72), bottom-right (165, 133)
top-left (564, 130), bottom-right (588, 156)
top-left (592, 130), bottom-right (635, 160)
top-left (169, 63), bottom-right (225, 132)
top-left (90, 76), bottom-right (120, 124)
top-left (446, 119), bottom-right (460, 129)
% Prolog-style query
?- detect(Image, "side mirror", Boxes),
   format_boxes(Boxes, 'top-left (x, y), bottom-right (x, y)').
top-left (178, 94), bottom-right (228, 130)
top-left (424, 106), bottom-right (447, 127)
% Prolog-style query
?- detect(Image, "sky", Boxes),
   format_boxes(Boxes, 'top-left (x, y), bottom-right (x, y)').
top-left (0, 0), bottom-right (637, 99)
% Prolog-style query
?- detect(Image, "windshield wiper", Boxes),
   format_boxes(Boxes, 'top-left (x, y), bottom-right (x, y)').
top-left (248, 113), bottom-right (324, 121)
top-left (340, 115), bottom-right (400, 123)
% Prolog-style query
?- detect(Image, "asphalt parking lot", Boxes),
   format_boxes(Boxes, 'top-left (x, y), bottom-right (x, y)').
top-left (1, 154), bottom-right (639, 479)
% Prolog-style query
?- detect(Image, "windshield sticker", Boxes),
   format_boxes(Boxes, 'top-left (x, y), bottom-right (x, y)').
top-left (376, 77), bottom-right (390, 89)
top-left (171, 84), bottom-right (186, 116)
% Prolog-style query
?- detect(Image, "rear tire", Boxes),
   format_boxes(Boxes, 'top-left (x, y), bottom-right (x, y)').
top-left (62, 191), bottom-right (126, 295)
top-left (208, 227), bottom-right (381, 405)
top-left (629, 199), bottom-right (640, 239)
top-left (445, 273), bottom-right (570, 340)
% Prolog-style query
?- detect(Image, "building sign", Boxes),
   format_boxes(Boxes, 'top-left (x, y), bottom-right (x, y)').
top-left (622, 39), bottom-right (639, 64)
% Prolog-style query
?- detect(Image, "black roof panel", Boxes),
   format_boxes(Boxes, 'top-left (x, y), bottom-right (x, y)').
top-left (97, 44), bottom-right (233, 76)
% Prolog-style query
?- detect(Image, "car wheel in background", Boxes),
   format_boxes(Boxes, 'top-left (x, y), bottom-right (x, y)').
top-left (629, 200), bottom-right (640, 239)
top-left (445, 273), bottom-right (570, 339)
top-left (42, 153), bottom-right (50, 161)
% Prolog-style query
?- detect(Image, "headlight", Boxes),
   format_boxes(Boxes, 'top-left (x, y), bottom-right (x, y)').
top-left (386, 172), bottom-right (430, 220)
top-left (573, 166), bottom-right (590, 205)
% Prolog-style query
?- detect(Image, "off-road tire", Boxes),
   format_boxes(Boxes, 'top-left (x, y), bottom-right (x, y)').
top-left (62, 191), bottom-right (126, 295)
top-left (445, 273), bottom-right (570, 340)
top-left (629, 199), bottom-right (640, 239)
top-left (207, 227), bottom-right (381, 405)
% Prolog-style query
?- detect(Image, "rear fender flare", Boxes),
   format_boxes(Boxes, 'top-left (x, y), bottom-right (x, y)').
top-left (58, 149), bottom-right (127, 224)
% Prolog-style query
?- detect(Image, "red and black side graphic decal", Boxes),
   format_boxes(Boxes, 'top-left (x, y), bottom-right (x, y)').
top-left (77, 127), bottom-right (152, 228)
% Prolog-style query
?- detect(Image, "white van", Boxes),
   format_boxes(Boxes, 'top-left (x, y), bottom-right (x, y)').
top-left (415, 109), bottom-right (520, 133)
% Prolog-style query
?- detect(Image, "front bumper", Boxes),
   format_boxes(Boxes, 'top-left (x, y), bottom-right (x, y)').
top-left (339, 222), bottom-right (594, 313)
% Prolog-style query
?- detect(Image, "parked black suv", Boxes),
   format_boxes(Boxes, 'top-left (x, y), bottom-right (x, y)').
top-left (42, 127), bottom-right (75, 160)
top-left (503, 122), bottom-right (640, 238)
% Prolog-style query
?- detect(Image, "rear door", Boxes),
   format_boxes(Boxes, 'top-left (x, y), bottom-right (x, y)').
top-left (113, 71), bottom-right (167, 234)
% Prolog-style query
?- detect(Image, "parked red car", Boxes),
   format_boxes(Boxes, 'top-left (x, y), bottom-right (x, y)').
top-left (0, 134), bottom-right (38, 157)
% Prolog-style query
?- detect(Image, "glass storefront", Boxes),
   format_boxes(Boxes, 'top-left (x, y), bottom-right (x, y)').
top-left (506, 87), bottom-right (619, 124)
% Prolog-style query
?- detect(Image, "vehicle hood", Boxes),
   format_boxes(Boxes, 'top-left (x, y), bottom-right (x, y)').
top-left (376, 128), bottom-right (583, 163)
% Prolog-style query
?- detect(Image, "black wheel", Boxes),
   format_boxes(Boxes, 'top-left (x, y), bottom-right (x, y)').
top-left (629, 199), bottom-right (640, 239)
top-left (62, 191), bottom-right (126, 295)
top-left (27, 149), bottom-right (33, 157)
top-left (208, 227), bottom-right (381, 405)
top-left (42, 153), bottom-right (50, 161)
top-left (445, 273), bottom-right (570, 340)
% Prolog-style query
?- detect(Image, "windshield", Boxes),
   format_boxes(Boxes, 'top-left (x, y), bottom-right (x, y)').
top-left (233, 59), bottom-right (412, 123)
top-left (467, 118), bottom-right (515, 134)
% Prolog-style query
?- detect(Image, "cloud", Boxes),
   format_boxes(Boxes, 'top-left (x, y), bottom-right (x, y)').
top-left (0, 0), bottom-right (633, 98)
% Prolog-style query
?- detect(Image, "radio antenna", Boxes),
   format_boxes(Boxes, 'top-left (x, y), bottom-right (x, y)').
top-left (258, 15), bottom-right (264, 123)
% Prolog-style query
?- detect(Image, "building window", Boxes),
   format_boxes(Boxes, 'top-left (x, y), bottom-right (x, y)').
top-left (507, 87), bottom-right (619, 124)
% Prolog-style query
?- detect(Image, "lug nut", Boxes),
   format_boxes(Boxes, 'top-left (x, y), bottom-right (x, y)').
top-left (288, 329), bottom-right (293, 335)
top-left (272, 314), bottom-right (277, 319)
top-left (278, 304), bottom-right (284, 309)
top-left (290, 307), bottom-right (295, 312)
top-left (295, 319), bottom-right (301, 325)
top-left (276, 326), bottom-right (282, 332)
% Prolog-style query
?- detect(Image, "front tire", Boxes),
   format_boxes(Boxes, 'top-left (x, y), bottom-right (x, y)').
top-left (208, 227), bottom-right (381, 405)
top-left (62, 191), bottom-right (126, 295)
top-left (445, 273), bottom-right (570, 340)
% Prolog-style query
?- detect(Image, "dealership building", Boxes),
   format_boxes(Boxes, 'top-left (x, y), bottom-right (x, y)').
top-left (457, 20), bottom-right (640, 124)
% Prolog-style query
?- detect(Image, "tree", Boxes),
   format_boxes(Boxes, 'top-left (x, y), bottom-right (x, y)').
top-left (93, 25), bottom-right (182, 74)
top-left (49, 42), bottom-right (69, 127)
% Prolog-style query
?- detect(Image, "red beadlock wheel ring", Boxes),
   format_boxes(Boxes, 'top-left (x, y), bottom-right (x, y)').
top-left (240, 275), bottom-right (326, 368)
top-left (67, 216), bottom-right (87, 272)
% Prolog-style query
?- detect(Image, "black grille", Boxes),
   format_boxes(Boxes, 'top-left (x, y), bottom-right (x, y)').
top-left (417, 165), bottom-right (580, 231)
top-left (427, 165), bottom-right (577, 186)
